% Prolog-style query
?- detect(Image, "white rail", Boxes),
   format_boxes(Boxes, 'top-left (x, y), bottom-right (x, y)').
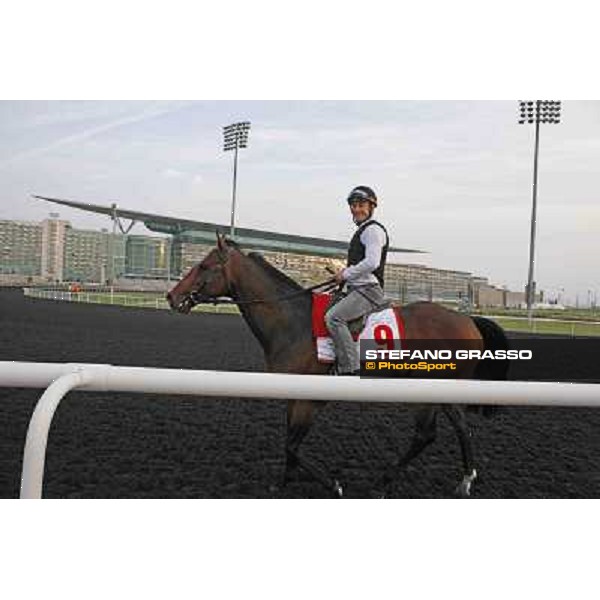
top-left (1, 361), bottom-right (598, 499)
top-left (22, 288), bottom-right (240, 313)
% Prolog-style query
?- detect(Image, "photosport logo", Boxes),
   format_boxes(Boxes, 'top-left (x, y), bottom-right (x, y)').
top-left (359, 338), bottom-right (600, 382)
top-left (363, 347), bottom-right (532, 373)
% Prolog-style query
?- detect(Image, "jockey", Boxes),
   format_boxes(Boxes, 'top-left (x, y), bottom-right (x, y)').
top-left (325, 185), bottom-right (390, 375)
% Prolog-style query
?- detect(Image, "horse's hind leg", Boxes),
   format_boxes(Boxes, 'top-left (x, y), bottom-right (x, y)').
top-left (374, 407), bottom-right (438, 497)
top-left (279, 400), bottom-right (343, 498)
top-left (443, 406), bottom-right (477, 497)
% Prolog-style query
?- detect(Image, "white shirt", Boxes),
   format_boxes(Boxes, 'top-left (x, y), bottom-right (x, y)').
top-left (342, 219), bottom-right (387, 286)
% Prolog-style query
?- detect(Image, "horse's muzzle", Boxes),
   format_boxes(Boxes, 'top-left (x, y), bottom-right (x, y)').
top-left (166, 292), bottom-right (192, 314)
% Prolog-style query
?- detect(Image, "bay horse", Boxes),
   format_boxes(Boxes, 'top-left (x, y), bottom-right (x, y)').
top-left (167, 233), bottom-right (509, 498)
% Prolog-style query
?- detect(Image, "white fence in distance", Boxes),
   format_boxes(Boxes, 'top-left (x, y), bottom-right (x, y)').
top-left (23, 287), bottom-right (239, 313)
top-left (23, 288), bottom-right (600, 332)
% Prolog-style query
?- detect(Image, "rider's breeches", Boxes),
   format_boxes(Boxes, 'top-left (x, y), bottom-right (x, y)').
top-left (325, 284), bottom-right (386, 374)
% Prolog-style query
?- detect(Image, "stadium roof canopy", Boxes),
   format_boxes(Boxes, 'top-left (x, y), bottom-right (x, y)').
top-left (33, 195), bottom-right (426, 259)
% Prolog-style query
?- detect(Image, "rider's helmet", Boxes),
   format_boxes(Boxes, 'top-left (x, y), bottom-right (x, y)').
top-left (346, 185), bottom-right (377, 207)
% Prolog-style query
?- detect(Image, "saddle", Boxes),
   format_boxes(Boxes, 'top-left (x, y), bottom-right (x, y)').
top-left (312, 292), bottom-right (405, 364)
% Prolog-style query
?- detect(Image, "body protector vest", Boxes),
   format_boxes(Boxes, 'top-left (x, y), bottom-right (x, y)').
top-left (347, 220), bottom-right (389, 287)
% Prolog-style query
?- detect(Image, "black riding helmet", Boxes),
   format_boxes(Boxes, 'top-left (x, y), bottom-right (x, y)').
top-left (346, 185), bottom-right (378, 207)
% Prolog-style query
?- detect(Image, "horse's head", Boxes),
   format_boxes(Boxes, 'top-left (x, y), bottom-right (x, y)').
top-left (166, 233), bottom-right (237, 314)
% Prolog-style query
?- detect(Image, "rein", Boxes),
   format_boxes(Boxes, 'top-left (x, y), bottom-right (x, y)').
top-left (190, 277), bottom-right (338, 307)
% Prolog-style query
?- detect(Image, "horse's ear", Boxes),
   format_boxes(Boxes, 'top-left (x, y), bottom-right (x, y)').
top-left (216, 231), bottom-right (226, 251)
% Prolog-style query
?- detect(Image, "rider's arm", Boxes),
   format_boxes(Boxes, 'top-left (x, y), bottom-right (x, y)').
top-left (342, 225), bottom-right (386, 281)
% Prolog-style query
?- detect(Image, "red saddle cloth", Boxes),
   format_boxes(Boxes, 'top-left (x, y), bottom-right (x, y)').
top-left (312, 293), bottom-right (332, 338)
top-left (312, 292), bottom-right (405, 340)
top-left (311, 292), bottom-right (363, 340)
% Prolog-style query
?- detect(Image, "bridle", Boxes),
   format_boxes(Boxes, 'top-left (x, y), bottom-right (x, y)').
top-left (181, 246), bottom-right (338, 311)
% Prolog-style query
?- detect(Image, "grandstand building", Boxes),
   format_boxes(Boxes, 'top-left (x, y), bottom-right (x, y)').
top-left (125, 235), bottom-right (171, 280)
top-left (0, 213), bottom-right (529, 307)
top-left (64, 228), bottom-right (126, 283)
top-left (166, 238), bottom-right (477, 302)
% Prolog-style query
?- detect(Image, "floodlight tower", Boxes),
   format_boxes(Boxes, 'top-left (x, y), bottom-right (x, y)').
top-left (518, 100), bottom-right (562, 323)
top-left (223, 121), bottom-right (251, 239)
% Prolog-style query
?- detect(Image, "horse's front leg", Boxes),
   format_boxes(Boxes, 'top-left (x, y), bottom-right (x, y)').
top-left (443, 405), bottom-right (477, 497)
top-left (279, 400), bottom-right (343, 498)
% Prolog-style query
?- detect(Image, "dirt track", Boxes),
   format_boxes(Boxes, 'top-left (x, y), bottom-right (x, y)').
top-left (2, 288), bottom-right (600, 498)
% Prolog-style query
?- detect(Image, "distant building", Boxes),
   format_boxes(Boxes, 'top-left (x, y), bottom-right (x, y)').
top-left (1, 218), bottom-right (127, 284)
top-left (125, 235), bottom-right (171, 279)
top-left (383, 263), bottom-right (473, 303)
top-left (166, 240), bottom-right (478, 301)
top-left (64, 228), bottom-right (126, 283)
top-left (40, 218), bottom-right (69, 281)
top-left (475, 284), bottom-right (541, 308)
top-left (0, 216), bottom-right (526, 307)
top-left (0, 219), bottom-right (42, 277)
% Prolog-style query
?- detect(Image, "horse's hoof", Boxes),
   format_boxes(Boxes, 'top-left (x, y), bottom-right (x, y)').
top-left (455, 482), bottom-right (471, 498)
top-left (332, 480), bottom-right (343, 498)
top-left (455, 469), bottom-right (477, 498)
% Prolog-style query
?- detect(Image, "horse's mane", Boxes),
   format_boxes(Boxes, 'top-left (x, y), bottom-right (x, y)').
top-left (224, 238), bottom-right (242, 250)
top-left (247, 252), bottom-right (303, 291)
top-left (222, 237), bottom-right (304, 291)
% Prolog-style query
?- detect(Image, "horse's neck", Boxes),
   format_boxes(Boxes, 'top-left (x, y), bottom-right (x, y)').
top-left (230, 256), bottom-right (311, 356)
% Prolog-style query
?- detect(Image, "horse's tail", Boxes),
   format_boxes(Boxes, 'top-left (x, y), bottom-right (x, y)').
top-left (467, 316), bottom-right (511, 417)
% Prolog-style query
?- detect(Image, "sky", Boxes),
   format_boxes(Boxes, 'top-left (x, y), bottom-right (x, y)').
top-left (0, 100), bottom-right (598, 305)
